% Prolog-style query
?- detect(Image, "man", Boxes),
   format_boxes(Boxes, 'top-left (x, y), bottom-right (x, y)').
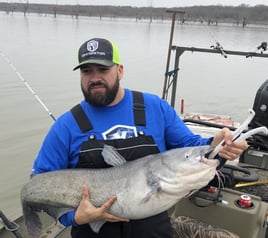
top-left (32, 37), bottom-right (248, 238)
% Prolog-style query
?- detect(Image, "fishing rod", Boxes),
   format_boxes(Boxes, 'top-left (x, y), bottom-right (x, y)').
top-left (0, 51), bottom-right (56, 121)
top-left (199, 16), bottom-right (267, 58)
top-left (246, 41), bottom-right (267, 58)
top-left (0, 50), bottom-right (56, 236)
top-left (198, 16), bottom-right (229, 59)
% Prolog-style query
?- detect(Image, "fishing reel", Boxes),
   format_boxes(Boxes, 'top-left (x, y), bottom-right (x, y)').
top-left (257, 41), bottom-right (267, 53)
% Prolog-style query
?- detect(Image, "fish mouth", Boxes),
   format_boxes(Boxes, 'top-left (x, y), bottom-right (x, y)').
top-left (193, 146), bottom-right (219, 167)
top-left (200, 157), bottom-right (220, 167)
top-left (193, 146), bottom-right (214, 162)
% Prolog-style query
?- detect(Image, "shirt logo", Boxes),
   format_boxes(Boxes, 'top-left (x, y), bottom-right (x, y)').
top-left (87, 40), bottom-right (99, 52)
top-left (102, 125), bottom-right (137, 140)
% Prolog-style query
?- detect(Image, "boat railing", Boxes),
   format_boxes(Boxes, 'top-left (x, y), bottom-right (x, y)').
top-left (163, 45), bottom-right (268, 107)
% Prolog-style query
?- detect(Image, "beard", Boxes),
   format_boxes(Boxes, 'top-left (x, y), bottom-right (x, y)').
top-left (81, 77), bottom-right (120, 107)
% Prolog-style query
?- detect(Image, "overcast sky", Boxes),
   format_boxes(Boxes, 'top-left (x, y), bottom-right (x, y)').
top-left (3, 0), bottom-right (268, 7)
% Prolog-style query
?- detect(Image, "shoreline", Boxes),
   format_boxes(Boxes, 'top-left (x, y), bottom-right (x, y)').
top-left (0, 2), bottom-right (268, 26)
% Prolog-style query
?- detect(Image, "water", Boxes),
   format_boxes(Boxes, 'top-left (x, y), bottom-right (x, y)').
top-left (0, 12), bottom-right (268, 222)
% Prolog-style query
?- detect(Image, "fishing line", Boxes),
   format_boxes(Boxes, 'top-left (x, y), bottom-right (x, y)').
top-left (199, 16), bottom-right (228, 55)
top-left (191, 0), bottom-right (230, 50)
top-left (0, 51), bottom-right (57, 121)
top-left (199, 13), bottom-right (265, 54)
top-left (199, 16), bottom-right (219, 43)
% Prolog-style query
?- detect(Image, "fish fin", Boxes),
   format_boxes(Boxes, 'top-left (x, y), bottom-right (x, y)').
top-left (23, 202), bottom-right (73, 238)
top-left (22, 202), bottom-right (42, 238)
top-left (141, 191), bottom-right (154, 203)
top-left (146, 170), bottom-right (162, 193)
top-left (141, 171), bottom-right (163, 204)
top-left (89, 220), bottom-right (106, 233)
top-left (102, 144), bottom-right (127, 167)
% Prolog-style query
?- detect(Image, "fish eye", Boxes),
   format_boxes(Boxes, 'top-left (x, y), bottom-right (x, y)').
top-left (184, 153), bottom-right (190, 159)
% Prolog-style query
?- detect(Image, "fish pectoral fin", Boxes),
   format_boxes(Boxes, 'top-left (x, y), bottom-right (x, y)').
top-left (141, 184), bottom-right (165, 203)
top-left (89, 220), bottom-right (106, 233)
top-left (141, 171), bottom-right (163, 203)
top-left (141, 191), bottom-right (153, 203)
top-left (102, 144), bottom-right (127, 166)
top-left (146, 171), bottom-right (162, 192)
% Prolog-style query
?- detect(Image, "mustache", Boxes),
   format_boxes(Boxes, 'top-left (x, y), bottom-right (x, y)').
top-left (88, 81), bottom-right (106, 89)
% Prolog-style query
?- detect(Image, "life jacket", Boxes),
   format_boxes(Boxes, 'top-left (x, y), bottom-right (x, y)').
top-left (70, 91), bottom-right (173, 238)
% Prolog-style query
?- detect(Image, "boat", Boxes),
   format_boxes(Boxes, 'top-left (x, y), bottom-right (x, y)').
top-left (161, 19), bottom-right (268, 237)
top-left (1, 11), bottom-right (268, 238)
top-left (161, 12), bottom-right (268, 234)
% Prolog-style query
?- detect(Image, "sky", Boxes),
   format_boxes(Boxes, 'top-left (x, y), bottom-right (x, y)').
top-left (2, 0), bottom-right (268, 7)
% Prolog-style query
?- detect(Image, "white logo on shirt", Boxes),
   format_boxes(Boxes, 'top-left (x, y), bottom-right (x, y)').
top-left (102, 125), bottom-right (137, 140)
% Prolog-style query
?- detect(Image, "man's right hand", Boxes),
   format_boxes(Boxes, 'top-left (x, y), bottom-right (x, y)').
top-left (74, 185), bottom-right (129, 225)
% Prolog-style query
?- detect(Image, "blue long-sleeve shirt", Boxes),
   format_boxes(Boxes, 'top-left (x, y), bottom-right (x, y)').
top-left (32, 88), bottom-right (211, 226)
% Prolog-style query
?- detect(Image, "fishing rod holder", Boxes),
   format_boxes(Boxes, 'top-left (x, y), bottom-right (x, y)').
top-left (257, 41), bottom-right (267, 52)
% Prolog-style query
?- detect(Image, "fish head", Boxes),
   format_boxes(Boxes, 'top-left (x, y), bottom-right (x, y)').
top-left (172, 145), bottom-right (215, 167)
top-left (167, 145), bottom-right (219, 191)
top-left (182, 145), bottom-right (213, 160)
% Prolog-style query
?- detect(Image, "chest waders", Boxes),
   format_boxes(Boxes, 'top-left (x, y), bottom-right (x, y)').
top-left (70, 91), bottom-right (173, 238)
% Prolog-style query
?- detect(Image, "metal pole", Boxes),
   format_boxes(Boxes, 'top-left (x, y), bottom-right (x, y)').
top-left (162, 9), bottom-right (185, 99)
top-left (0, 51), bottom-right (57, 121)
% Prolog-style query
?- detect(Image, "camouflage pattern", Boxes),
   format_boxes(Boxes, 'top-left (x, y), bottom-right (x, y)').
top-left (171, 216), bottom-right (240, 238)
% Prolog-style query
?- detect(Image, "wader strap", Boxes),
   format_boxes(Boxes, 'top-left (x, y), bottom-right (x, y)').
top-left (71, 104), bottom-right (93, 132)
top-left (71, 91), bottom-right (146, 132)
top-left (132, 91), bottom-right (146, 126)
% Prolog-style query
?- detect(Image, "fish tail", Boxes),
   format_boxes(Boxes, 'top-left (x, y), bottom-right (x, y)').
top-left (22, 201), bottom-right (42, 238)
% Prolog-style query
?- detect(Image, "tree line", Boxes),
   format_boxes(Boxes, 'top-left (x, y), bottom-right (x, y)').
top-left (0, 2), bottom-right (267, 26)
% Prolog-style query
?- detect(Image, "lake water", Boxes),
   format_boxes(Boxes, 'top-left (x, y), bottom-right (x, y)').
top-left (0, 12), bottom-right (268, 222)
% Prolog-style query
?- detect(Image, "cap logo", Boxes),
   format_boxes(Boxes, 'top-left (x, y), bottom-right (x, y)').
top-left (87, 40), bottom-right (99, 52)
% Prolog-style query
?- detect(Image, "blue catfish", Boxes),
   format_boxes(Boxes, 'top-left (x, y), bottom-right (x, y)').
top-left (21, 144), bottom-right (218, 238)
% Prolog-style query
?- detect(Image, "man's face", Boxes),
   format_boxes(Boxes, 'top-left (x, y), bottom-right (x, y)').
top-left (80, 64), bottom-right (123, 107)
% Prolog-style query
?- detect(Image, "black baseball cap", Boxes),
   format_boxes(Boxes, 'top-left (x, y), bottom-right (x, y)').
top-left (73, 38), bottom-right (120, 71)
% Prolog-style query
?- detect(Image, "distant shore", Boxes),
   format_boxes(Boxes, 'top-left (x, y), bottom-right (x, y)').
top-left (0, 2), bottom-right (268, 26)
